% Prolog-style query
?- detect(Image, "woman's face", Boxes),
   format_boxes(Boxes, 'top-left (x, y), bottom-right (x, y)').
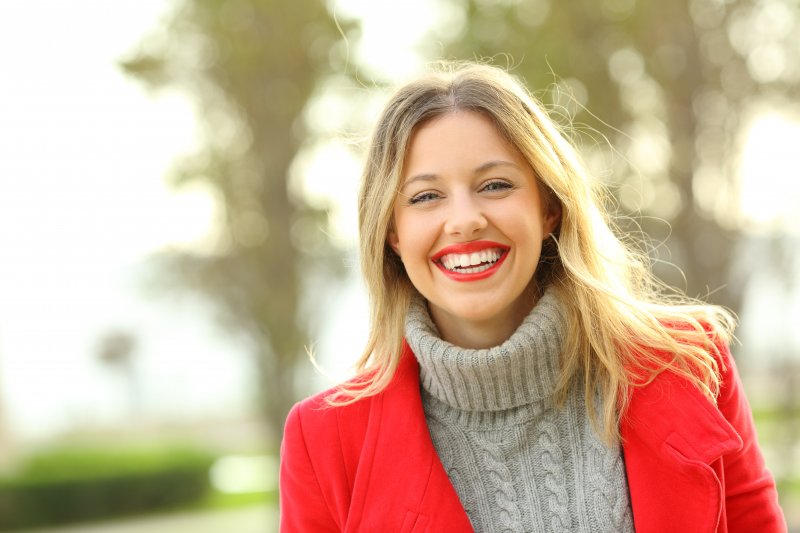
top-left (388, 111), bottom-right (560, 347)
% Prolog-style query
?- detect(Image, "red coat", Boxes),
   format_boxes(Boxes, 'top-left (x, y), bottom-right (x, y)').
top-left (279, 341), bottom-right (785, 532)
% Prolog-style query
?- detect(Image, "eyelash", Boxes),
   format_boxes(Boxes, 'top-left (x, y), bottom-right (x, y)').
top-left (408, 191), bottom-right (440, 205)
top-left (481, 179), bottom-right (513, 193)
top-left (408, 179), bottom-right (513, 205)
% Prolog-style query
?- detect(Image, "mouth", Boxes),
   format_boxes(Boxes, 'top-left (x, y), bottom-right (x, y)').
top-left (431, 242), bottom-right (509, 281)
top-left (437, 248), bottom-right (506, 273)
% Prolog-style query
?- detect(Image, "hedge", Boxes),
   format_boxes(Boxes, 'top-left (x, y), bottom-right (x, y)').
top-left (0, 445), bottom-right (215, 530)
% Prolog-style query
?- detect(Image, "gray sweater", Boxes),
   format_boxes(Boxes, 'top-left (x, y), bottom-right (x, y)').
top-left (405, 290), bottom-right (635, 532)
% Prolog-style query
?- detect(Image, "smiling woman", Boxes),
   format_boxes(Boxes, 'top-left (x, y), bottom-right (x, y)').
top-left (278, 62), bottom-right (786, 532)
top-left (388, 111), bottom-right (560, 349)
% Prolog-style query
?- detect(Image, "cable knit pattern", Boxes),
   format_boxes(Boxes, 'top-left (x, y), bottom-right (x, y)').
top-left (474, 435), bottom-right (523, 532)
top-left (538, 420), bottom-right (572, 532)
top-left (426, 417), bottom-right (477, 521)
top-left (586, 425), bottom-right (636, 532)
top-left (407, 289), bottom-right (635, 533)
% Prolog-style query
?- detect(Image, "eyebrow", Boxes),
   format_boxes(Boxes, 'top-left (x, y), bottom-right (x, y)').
top-left (474, 160), bottom-right (519, 174)
top-left (401, 160), bottom-right (519, 188)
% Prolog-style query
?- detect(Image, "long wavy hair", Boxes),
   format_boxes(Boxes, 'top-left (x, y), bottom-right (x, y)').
top-left (334, 62), bottom-right (735, 443)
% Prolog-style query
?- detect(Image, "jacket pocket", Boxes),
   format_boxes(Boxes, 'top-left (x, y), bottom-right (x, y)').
top-left (662, 431), bottom-right (725, 531)
top-left (401, 511), bottom-right (430, 533)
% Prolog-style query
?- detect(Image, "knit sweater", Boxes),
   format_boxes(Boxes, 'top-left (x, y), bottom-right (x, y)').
top-left (405, 291), bottom-right (635, 533)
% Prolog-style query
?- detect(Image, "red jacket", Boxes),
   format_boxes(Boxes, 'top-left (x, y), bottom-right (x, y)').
top-left (280, 341), bottom-right (785, 532)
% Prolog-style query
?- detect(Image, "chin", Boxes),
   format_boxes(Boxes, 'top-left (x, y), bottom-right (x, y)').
top-left (439, 298), bottom-right (512, 324)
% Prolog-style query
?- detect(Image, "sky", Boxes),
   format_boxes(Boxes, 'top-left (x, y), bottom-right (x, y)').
top-left (0, 1), bottom-right (253, 440)
top-left (0, 0), bottom-right (799, 443)
top-left (740, 112), bottom-right (800, 231)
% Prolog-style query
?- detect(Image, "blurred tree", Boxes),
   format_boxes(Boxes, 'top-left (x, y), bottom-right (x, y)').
top-left (433, 0), bottom-right (800, 313)
top-left (121, 0), bottom-right (355, 443)
top-left (97, 330), bottom-right (139, 415)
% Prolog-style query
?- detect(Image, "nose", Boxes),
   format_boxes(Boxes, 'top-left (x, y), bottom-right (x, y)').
top-left (443, 193), bottom-right (488, 237)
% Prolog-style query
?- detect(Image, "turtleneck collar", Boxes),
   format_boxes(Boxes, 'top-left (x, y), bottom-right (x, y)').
top-left (404, 289), bottom-right (567, 412)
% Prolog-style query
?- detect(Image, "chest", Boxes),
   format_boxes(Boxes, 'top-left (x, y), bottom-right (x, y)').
top-left (422, 386), bottom-right (634, 532)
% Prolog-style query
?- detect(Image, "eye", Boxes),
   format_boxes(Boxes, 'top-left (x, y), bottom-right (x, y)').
top-left (409, 190), bottom-right (441, 204)
top-left (481, 179), bottom-right (513, 193)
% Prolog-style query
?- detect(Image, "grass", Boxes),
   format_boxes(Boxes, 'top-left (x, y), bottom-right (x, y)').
top-left (198, 488), bottom-right (277, 511)
top-left (751, 407), bottom-right (800, 528)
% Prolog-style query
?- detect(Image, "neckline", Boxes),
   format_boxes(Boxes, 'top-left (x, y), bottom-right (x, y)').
top-left (405, 288), bottom-right (566, 412)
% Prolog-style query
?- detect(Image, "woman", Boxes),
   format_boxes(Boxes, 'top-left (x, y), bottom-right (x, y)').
top-left (279, 63), bottom-right (786, 532)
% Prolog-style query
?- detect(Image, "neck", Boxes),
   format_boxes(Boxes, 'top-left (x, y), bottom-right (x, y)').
top-left (405, 287), bottom-right (566, 411)
top-left (428, 285), bottom-right (539, 349)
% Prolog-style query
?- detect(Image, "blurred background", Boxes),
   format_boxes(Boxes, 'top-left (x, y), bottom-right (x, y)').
top-left (0, 0), bottom-right (798, 531)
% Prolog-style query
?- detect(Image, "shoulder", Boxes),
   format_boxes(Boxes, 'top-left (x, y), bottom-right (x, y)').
top-left (279, 380), bottom-right (380, 525)
top-left (625, 316), bottom-right (733, 382)
top-left (623, 321), bottom-right (751, 453)
top-left (279, 381), bottom-right (383, 531)
top-left (622, 320), bottom-right (738, 433)
top-left (284, 382), bottom-right (375, 454)
top-left (282, 344), bottom-right (422, 465)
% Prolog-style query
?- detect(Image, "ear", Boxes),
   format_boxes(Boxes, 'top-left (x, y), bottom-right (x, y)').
top-left (387, 230), bottom-right (401, 256)
top-left (543, 201), bottom-right (562, 236)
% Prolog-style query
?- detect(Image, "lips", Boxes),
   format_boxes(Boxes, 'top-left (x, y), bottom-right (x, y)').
top-left (432, 241), bottom-right (509, 281)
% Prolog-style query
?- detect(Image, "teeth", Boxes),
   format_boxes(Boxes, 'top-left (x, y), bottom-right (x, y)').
top-left (438, 248), bottom-right (504, 273)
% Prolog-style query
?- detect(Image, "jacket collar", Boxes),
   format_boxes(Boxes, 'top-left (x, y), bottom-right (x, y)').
top-left (620, 365), bottom-right (743, 532)
top-left (348, 342), bottom-right (473, 531)
top-left (621, 367), bottom-right (742, 463)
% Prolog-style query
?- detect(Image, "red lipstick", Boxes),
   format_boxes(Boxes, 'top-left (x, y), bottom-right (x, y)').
top-left (432, 241), bottom-right (509, 282)
top-left (431, 241), bottom-right (509, 261)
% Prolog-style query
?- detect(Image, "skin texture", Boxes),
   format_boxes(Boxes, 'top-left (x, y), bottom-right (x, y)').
top-left (388, 111), bottom-right (561, 349)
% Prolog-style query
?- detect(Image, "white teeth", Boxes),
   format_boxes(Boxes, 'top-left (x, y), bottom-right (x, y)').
top-left (438, 248), bottom-right (504, 273)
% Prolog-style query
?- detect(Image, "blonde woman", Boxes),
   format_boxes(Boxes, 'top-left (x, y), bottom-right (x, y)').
top-left (279, 63), bottom-right (785, 532)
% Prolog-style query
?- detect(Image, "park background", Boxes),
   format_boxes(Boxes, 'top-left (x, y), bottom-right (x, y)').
top-left (0, 0), bottom-right (799, 531)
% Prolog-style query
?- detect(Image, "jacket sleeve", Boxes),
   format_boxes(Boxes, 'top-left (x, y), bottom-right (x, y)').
top-left (279, 402), bottom-right (340, 533)
top-left (716, 343), bottom-right (787, 532)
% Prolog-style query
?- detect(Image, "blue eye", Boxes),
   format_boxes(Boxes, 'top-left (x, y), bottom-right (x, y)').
top-left (409, 191), bottom-right (440, 204)
top-left (482, 180), bottom-right (513, 192)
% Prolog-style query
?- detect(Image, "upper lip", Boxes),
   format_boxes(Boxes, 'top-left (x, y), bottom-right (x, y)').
top-left (431, 240), bottom-right (509, 262)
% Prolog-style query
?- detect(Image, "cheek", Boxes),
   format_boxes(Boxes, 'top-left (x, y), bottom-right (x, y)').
top-left (396, 210), bottom-right (436, 243)
top-left (502, 207), bottom-right (544, 238)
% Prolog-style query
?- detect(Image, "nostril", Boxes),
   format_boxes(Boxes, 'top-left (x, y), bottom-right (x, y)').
top-left (444, 211), bottom-right (488, 236)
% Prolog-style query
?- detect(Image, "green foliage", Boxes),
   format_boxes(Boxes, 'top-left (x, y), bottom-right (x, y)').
top-left (200, 488), bottom-right (276, 510)
top-left (751, 401), bottom-right (800, 525)
top-left (0, 446), bottom-right (214, 530)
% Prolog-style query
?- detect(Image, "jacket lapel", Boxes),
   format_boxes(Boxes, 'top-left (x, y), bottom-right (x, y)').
top-left (348, 343), bottom-right (473, 532)
top-left (621, 368), bottom-right (742, 532)
top-left (345, 341), bottom-right (745, 531)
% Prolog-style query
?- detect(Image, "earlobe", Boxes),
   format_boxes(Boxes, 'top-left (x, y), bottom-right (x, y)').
top-left (387, 231), bottom-right (400, 256)
top-left (543, 203), bottom-right (562, 236)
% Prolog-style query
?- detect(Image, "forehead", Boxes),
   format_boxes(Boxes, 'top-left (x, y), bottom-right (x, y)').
top-left (402, 111), bottom-right (525, 177)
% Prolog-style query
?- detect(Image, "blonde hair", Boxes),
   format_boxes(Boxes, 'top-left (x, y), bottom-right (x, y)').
top-left (336, 62), bottom-right (735, 443)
